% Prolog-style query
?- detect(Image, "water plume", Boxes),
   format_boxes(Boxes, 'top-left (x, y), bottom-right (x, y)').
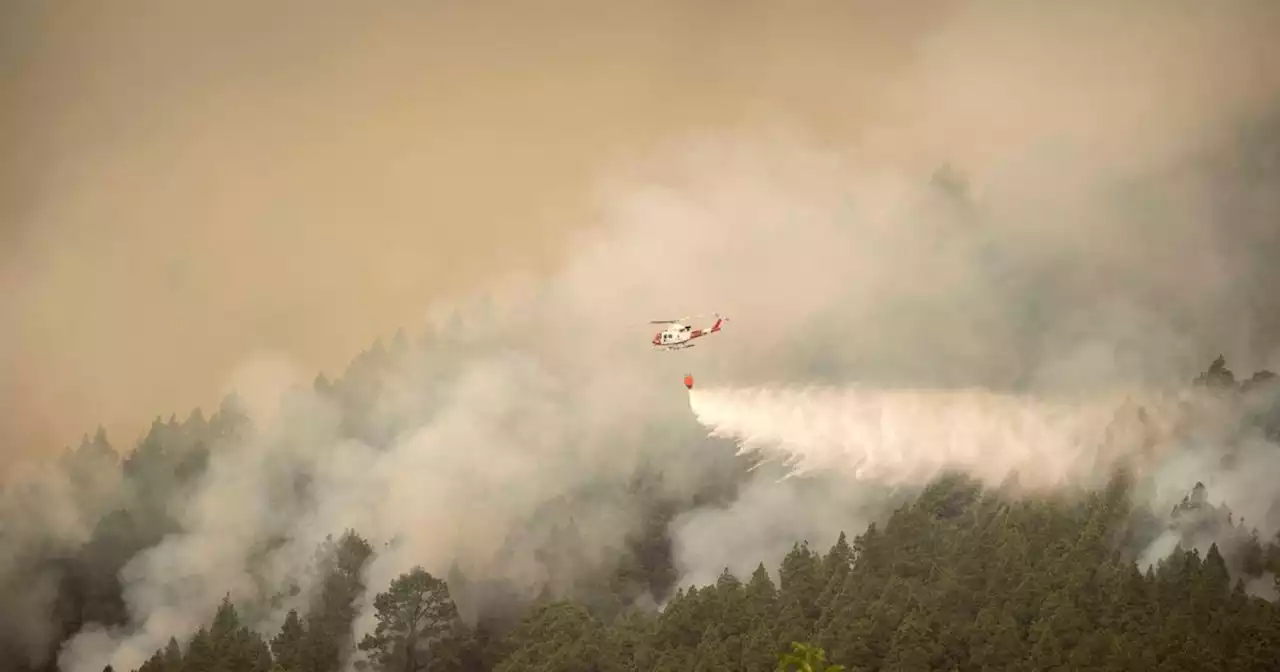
top-left (688, 383), bottom-right (1198, 493)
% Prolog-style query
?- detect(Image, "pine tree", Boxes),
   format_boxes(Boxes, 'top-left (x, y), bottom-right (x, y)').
top-left (358, 567), bottom-right (470, 672)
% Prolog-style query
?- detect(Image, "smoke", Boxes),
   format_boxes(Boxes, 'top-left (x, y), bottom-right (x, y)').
top-left (41, 117), bottom-right (1280, 672)
top-left (0, 1), bottom-right (1278, 670)
top-left (7, 0), bottom-right (1280, 469)
top-left (54, 340), bottom-right (730, 672)
top-left (685, 378), bottom-right (1280, 592)
top-left (34, 123), bottom-right (1280, 670)
top-left (668, 465), bottom-right (910, 590)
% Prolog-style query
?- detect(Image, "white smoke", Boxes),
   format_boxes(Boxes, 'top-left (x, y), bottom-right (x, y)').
top-left (54, 340), bottom-right (721, 672)
top-left (686, 380), bottom-right (1280, 594)
top-left (17, 5), bottom-right (1280, 658)
top-left (47, 116), bottom-right (1280, 668)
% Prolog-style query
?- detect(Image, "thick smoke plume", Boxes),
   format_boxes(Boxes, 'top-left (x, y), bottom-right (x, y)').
top-left (687, 377), bottom-right (1280, 591)
top-left (34, 122), bottom-right (1280, 670)
top-left (36, 130), bottom-right (1280, 671)
top-left (2, 2), bottom-right (1280, 671)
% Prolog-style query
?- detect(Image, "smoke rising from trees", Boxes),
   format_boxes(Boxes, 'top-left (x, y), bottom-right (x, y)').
top-left (3, 2), bottom-right (1280, 670)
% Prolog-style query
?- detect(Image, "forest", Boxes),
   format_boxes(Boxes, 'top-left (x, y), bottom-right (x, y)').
top-left (1, 339), bottom-right (1277, 672)
top-left (10, 2), bottom-right (1280, 669)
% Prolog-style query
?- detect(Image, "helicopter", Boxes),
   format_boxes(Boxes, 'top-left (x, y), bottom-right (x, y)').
top-left (650, 313), bottom-right (727, 351)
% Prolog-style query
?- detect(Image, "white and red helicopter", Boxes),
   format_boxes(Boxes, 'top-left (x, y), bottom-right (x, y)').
top-left (650, 313), bottom-right (727, 350)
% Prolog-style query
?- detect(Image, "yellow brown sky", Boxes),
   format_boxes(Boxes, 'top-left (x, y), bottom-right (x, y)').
top-left (3, 1), bottom-right (1278, 468)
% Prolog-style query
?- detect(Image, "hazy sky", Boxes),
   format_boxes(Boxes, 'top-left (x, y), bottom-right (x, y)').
top-left (6, 4), bottom-right (1280, 669)
top-left (3, 0), bottom-right (1278, 468)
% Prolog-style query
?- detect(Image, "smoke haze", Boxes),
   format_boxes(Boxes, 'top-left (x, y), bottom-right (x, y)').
top-left (5, 0), bottom-right (1280, 465)
top-left (3, 1), bottom-right (1280, 670)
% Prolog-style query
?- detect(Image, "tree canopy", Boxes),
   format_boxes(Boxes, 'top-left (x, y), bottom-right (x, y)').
top-left (4, 331), bottom-right (1280, 672)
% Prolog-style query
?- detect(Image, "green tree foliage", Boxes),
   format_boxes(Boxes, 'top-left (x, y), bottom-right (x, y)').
top-left (300, 531), bottom-right (376, 672)
top-left (357, 567), bottom-right (474, 672)
top-left (16, 335), bottom-right (1280, 672)
top-left (492, 602), bottom-right (604, 672)
top-left (269, 610), bottom-right (306, 671)
top-left (137, 596), bottom-right (272, 672)
top-left (777, 642), bottom-right (844, 672)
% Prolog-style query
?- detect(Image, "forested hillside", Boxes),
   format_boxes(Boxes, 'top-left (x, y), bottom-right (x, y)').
top-left (4, 340), bottom-right (1280, 672)
top-left (133, 471), bottom-right (1280, 672)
